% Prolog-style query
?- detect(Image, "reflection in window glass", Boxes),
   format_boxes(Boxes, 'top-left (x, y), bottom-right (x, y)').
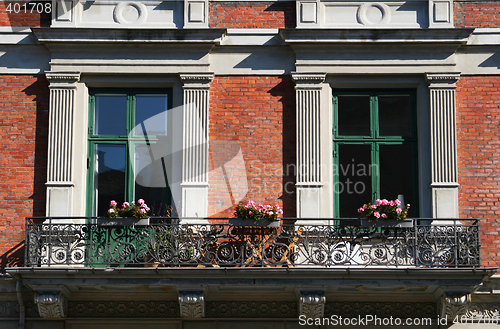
top-left (338, 95), bottom-right (371, 136)
top-left (135, 95), bottom-right (168, 136)
top-left (338, 144), bottom-right (373, 218)
top-left (378, 95), bottom-right (412, 136)
top-left (134, 144), bottom-right (170, 216)
top-left (94, 144), bottom-right (126, 217)
top-left (95, 95), bottom-right (127, 136)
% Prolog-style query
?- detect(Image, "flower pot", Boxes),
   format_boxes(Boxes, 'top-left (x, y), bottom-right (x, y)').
top-left (97, 217), bottom-right (150, 226)
top-left (361, 219), bottom-right (413, 228)
top-left (229, 218), bottom-right (280, 227)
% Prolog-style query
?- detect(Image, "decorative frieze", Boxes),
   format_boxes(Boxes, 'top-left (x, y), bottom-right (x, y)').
top-left (180, 73), bottom-right (213, 219)
top-left (292, 72), bottom-right (326, 218)
top-left (426, 72), bottom-right (460, 218)
top-left (45, 71), bottom-right (80, 217)
top-left (178, 291), bottom-right (205, 319)
top-left (299, 291), bottom-right (326, 319)
top-left (34, 291), bottom-right (68, 319)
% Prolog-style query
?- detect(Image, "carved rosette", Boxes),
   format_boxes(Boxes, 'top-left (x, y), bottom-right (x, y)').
top-left (179, 291), bottom-right (205, 318)
top-left (440, 292), bottom-right (471, 320)
top-left (34, 291), bottom-right (68, 319)
top-left (299, 291), bottom-right (326, 319)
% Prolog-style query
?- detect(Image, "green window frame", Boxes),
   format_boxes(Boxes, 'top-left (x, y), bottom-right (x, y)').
top-left (332, 90), bottom-right (419, 218)
top-left (86, 88), bottom-right (173, 218)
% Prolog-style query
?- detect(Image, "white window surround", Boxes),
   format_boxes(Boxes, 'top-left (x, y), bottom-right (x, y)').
top-left (293, 74), bottom-right (434, 221)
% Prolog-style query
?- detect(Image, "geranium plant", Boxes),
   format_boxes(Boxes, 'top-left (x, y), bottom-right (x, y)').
top-left (106, 199), bottom-right (150, 219)
top-left (234, 200), bottom-right (283, 221)
top-left (358, 198), bottom-right (410, 221)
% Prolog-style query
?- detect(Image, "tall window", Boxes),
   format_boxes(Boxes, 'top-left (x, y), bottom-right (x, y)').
top-left (333, 90), bottom-right (418, 218)
top-left (87, 89), bottom-right (173, 217)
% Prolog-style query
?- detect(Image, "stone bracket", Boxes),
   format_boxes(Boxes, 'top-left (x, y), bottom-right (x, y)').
top-left (178, 290), bottom-right (205, 318)
top-left (34, 290), bottom-right (68, 319)
top-left (299, 290), bottom-right (326, 319)
top-left (440, 292), bottom-right (471, 320)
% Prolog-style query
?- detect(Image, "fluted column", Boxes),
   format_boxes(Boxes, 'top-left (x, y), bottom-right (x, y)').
top-left (45, 72), bottom-right (80, 218)
top-left (180, 73), bottom-right (213, 221)
top-left (426, 73), bottom-right (460, 218)
top-left (292, 73), bottom-right (326, 219)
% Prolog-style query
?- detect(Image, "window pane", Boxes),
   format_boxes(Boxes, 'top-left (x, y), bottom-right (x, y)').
top-left (337, 95), bottom-right (371, 136)
top-left (95, 95), bottom-right (127, 136)
top-left (135, 95), bottom-right (168, 136)
top-left (134, 144), bottom-right (171, 216)
top-left (378, 95), bottom-right (412, 136)
top-left (379, 144), bottom-right (415, 217)
top-left (94, 144), bottom-right (126, 217)
top-left (338, 144), bottom-right (372, 217)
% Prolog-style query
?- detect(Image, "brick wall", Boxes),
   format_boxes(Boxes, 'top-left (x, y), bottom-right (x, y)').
top-left (209, 1), bottom-right (295, 29)
top-left (0, 75), bottom-right (49, 269)
top-left (457, 76), bottom-right (500, 268)
top-left (0, 1), bottom-right (51, 27)
top-left (209, 75), bottom-right (295, 217)
top-left (455, 0), bottom-right (500, 28)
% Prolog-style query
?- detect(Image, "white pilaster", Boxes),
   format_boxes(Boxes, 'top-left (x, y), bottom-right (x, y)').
top-left (45, 72), bottom-right (80, 218)
top-left (426, 73), bottom-right (460, 218)
top-left (292, 73), bottom-right (326, 220)
top-left (180, 73), bottom-right (213, 222)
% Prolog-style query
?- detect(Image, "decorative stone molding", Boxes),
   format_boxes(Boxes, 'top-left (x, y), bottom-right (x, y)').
top-left (426, 72), bottom-right (460, 218)
top-left (180, 73), bottom-right (213, 220)
top-left (184, 0), bottom-right (209, 29)
top-left (429, 0), bottom-right (454, 29)
top-left (178, 291), bottom-right (205, 318)
top-left (45, 71), bottom-right (80, 218)
top-left (440, 292), bottom-right (471, 320)
top-left (113, 2), bottom-right (148, 26)
top-left (357, 2), bottom-right (391, 27)
top-left (299, 291), bottom-right (326, 319)
top-left (34, 291), bottom-right (68, 319)
top-left (292, 73), bottom-right (326, 219)
top-left (68, 301), bottom-right (179, 318)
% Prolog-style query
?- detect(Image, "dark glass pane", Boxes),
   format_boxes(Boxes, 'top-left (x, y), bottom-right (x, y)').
top-left (135, 94), bottom-right (168, 136)
top-left (94, 144), bottom-right (126, 217)
top-left (338, 144), bottom-right (372, 217)
top-left (134, 144), bottom-right (171, 216)
top-left (95, 95), bottom-right (127, 136)
top-left (378, 95), bottom-right (412, 136)
top-left (337, 95), bottom-right (371, 136)
top-left (379, 144), bottom-right (415, 217)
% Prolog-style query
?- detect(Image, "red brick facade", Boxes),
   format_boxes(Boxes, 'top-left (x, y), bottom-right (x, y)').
top-left (209, 1), bottom-right (295, 29)
top-left (0, 1), bottom-right (51, 27)
top-left (0, 75), bottom-right (48, 269)
top-left (455, 0), bottom-right (500, 28)
top-left (457, 76), bottom-right (500, 267)
top-left (209, 76), bottom-right (295, 217)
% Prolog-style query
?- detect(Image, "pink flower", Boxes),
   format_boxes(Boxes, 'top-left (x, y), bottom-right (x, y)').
top-left (278, 209), bottom-right (283, 215)
top-left (389, 200), bottom-right (395, 207)
top-left (268, 211), bottom-right (274, 215)
top-left (137, 199), bottom-right (145, 205)
top-left (381, 213), bottom-right (387, 218)
top-left (396, 208), bottom-right (402, 214)
top-left (141, 203), bottom-right (148, 208)
top-left (122, 202), bottom-right (130, 208)
top-left (371, 205), bottom-right (377, 209)
top-left (110, 200), bottom-right (117, 206)
top-left (108, 208), bottom-right (115, 213)
top-left (395, 199), bottom-right (401, 206)
top-left (374, 212), bottom-right (380, 218)
top-left (249, 211), bottom-right (253, 215)
top-left (140, 208), bottom-right (146, 214)
top-left (376, 199), bottom-right (382, 206)
top-left (358, 207), bottom-right (364, 213)
top-left (382, 199), bottom-right (389, 205)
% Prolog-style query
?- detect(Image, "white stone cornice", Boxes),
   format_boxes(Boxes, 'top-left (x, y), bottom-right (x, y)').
top-left (180, 73), bottom-right (214, 88)
top-left (46, 72), bottom-right (80, 89)
top-left (292, 72), bottom-right (326, 85)
top-left (426, 72), bottom-right (460, 88)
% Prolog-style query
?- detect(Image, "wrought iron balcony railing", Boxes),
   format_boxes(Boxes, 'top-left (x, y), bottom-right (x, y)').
top-left (24, 217), bottom-right (481, 268)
